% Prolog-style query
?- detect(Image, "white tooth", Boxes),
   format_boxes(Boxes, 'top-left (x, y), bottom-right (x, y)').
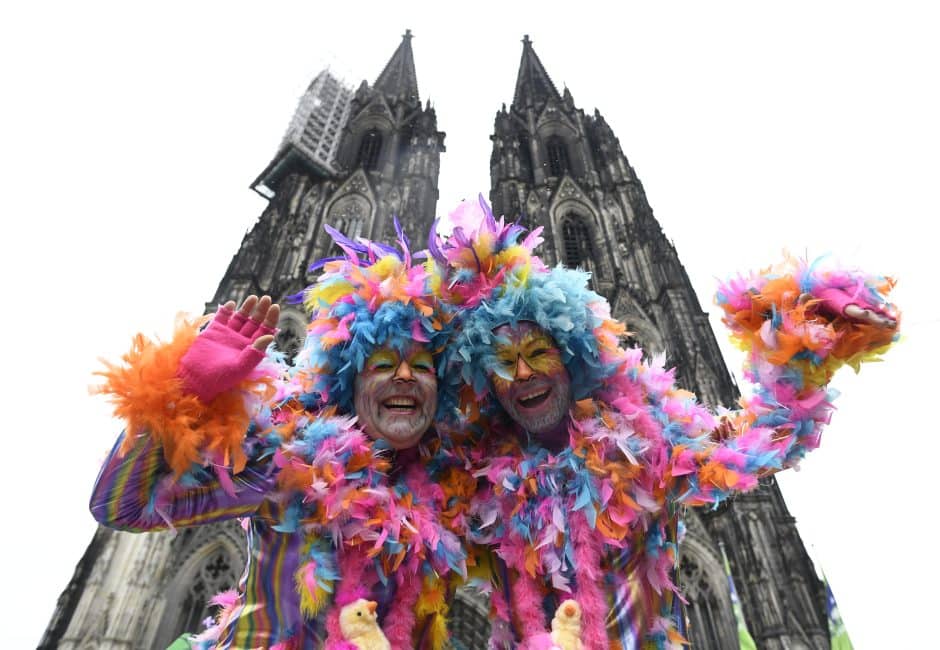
top-left (522, 388), bottom-right (548, 401)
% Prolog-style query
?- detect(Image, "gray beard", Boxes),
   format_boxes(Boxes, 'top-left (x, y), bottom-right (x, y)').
top-left (503, 385), bottom-right (571, 435)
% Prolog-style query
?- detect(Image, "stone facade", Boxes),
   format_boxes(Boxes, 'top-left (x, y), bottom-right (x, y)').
top-left (41, 33), bottom-right (829, 650)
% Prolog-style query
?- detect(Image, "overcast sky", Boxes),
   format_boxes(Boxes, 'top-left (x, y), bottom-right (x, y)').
top-left (2, 2), bottom-right (938, 647)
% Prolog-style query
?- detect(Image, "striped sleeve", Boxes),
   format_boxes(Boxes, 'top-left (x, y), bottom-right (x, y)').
top-left (90, 431), bottom-right (277, 532)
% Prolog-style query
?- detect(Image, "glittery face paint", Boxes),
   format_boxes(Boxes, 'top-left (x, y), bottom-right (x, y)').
top-left (353, 344), bottom-right (437, 450)
top-left (490, 322), bottom-right (572, 436)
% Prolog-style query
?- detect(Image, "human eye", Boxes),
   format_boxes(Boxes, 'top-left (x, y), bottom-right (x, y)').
top-left (412, 358), bottom-right (434, 373)
top-left (366, 351), bottom-right (397, 372)
top-left (498, 356), bottom-right (516, 367)
top-left (408, 351), bottom-right (434, 372)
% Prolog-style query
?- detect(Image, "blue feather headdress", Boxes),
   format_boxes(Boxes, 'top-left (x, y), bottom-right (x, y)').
top-left (292, 220), bottom-right (458, 419)
top-left (430, 196), bottom-right (628, 416)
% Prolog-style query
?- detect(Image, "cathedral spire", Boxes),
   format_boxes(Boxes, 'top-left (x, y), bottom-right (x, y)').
top-left (512, 34), bottom-right (563, 110)
top-left (373, 29), bottom-right (420, 105)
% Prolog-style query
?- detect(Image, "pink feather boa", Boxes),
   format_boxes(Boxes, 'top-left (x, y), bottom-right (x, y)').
top-left (383, 572), bottom-right (423, 649)
top-left (570, 511), bottom-right (609, 650)
top-left (324, 549), bottom-right (371, 649)
top-left (510, 569), bottom-right (548, 641)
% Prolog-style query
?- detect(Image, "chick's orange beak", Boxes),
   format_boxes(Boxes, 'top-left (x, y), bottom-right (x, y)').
top-left (367, 600), bottom-right (378, 615)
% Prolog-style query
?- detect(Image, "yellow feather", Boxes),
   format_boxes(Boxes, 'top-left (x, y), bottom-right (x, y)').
top-left (415, 575), bottom-right (449, 650)
top-left (425, 258), bottom-right (442, 294)
top-left (304, 280), bottom-right (354, 311)
top-left (494, 244), bottom-right (528, 269)
top-left (294, 564), bottom-right (333, 618)
top-left (371, 255), bottom-right (401, 278)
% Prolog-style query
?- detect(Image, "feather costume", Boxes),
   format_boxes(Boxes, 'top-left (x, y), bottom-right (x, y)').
top-left (92, 222), bottom-right (468, 649)
top-left (430, 196), bottom-right (900, 649)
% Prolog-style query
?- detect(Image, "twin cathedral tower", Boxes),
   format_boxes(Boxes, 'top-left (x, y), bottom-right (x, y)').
top-left (41, 32), bottom-right (833, 650)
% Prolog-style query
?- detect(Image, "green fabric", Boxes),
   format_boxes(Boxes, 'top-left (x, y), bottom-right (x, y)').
top-left (826, 575), bottom-right (855, 649)
top-left (831, 629), bottom-right (854, 650)
top-left (737, 625), bottom-right (758, 650)
top-left (166, 635), bottom-right (193, 650)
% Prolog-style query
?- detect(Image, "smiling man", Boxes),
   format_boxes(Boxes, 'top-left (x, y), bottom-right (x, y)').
top-left (431, 197), bottom-right (900, 650)
top-left (91, 224), bottom-right (468, 650)
top-left (490, 322), bottom-right (572, 447)
top-left (354, 344), bottom-right (439, 450)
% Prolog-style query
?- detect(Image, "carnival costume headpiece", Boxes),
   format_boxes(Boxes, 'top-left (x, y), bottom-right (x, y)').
top-left (429, 196), bottom-right (629, 416)
top-left (294, 219), bottom-right (457, 419)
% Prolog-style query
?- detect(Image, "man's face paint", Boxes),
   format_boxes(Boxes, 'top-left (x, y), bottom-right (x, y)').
top-left (353, 343), bottom-right (438, 450)
top-left (490, 321), bottom-right (572, 435)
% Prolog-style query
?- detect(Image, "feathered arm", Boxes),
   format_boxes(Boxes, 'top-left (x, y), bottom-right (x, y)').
top-left (90, 309), bottom-right (286, 530)
top-left (715, 257), bottom-right (899, 466)
top-left (93, 312), bottom-right (279, 478)
top-left (663, 258), bottom-right (900, 506)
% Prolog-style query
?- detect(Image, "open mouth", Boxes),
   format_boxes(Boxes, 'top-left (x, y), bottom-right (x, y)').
top-left (382, 397), bottom-right (418, 414)
top-left (517, 387), bottom-right (551, 409)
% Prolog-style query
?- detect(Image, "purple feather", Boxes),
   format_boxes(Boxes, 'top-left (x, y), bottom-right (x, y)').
top-left (285, 289), bottom-right (306, 305)
top-left (369, 241), bottom-right (400, 259)
top-left (504, 223), bottom-right (526, 246)
top-left (323, 224), bottom-right (369, 254)
top-left (452, 226), bottom-right (470, 248)
top-left (427, 219), bottom-right (447, 264)
top-left (392, 216), bottom-right (412, 264)
top-left (478, 193), bottom-right (497, 232)
top-left (308, 255), bottom-right (344, 272)
top-left (393, 216), bottom-right (411, 250)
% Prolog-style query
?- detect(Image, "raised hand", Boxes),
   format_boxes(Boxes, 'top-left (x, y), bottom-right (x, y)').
top-left (843, 303), bottom-right (897, 329)
top-left (178, 295), bottom-right (280, 402)
top-left (814, 287), bottom-right (898, 329)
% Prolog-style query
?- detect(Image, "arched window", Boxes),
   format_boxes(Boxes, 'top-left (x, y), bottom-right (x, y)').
top-left (518, 135), bottom-right (533, 178)
top-left (546, 135), bottom-right (571, 177)
top-left (322, 194), bottom-right (371, 260)
top-left (356, 129), bottom-right (383, 171)
top-left (679, 554), bottom-right (739, 650)
top-left (561, 213), bottom-right (595, 270)
top-left (327, 214), bottom-right (364, 260)
top-left (336, 215), bottom-right (364, 239)
top-left (507, 187), bottom-right (521, 218)
top-left (177, 551), bottom-right (237, 637)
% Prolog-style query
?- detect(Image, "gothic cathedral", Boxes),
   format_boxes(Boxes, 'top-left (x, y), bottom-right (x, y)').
top-left (41, 33), bottom-right (831, 650)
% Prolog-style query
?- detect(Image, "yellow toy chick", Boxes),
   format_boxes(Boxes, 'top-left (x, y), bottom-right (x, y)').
top-left (338, 598), bottom-right (390, 650)
top-left (550, 599), bottom-right (583, 650)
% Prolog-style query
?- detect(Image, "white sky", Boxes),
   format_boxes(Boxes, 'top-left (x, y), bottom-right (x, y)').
top-left (2, 2), bottom-right (937, 647)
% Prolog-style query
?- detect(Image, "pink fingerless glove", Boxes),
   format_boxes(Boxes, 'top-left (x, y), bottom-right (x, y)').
top-left (816, 287), bottom-right (859, 317)
top-left (178, 304), bottom-right (276, 403)
top-left (816, 286), bottom-right (893, 321)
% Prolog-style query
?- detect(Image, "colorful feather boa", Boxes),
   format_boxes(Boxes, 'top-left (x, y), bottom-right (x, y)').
top-left (268, 396), bottom-right (470, 649)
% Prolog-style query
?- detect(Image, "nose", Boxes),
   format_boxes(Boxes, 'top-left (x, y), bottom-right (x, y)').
top-left (393, 360), bottom-right (416, 382)
top-left (515, 356), bottom-right (535, 381)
